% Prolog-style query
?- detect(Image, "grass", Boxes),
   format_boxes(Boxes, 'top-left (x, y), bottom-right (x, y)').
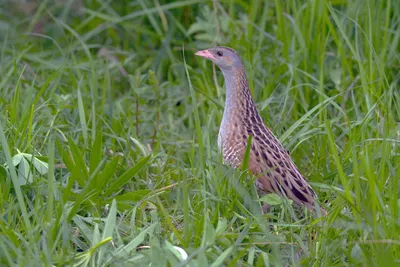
top-left (0, 0), bottom-right (399, 266)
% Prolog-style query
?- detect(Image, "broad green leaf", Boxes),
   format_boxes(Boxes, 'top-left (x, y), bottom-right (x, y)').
top-left (94, 156), bottom-right (120, 192)
top-left (31, 157), bottom-right (49, 175)
top-left (103, 155), bottom-right (151, 196)
top-left (20, 153), bottom-right (32, 161)
top-left (260, 193), bottom-right (283, 206)
top-left (18, 157), bottom-right (31, 185)
top-left (12, 154), bottom-right (23, 166)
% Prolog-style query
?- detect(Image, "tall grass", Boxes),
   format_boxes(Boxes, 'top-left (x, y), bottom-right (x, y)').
top-left (0, 0), bottom-right (399, 265)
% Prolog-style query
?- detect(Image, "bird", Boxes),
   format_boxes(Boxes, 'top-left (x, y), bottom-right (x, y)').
top-left (195, 46), bottom-right (325, 215)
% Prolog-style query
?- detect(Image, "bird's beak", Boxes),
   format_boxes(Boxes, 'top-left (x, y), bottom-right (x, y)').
top-left (195, 49), bottom-right (215, 60)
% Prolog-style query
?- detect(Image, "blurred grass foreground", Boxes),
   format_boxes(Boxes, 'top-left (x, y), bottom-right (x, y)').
top-left (0, 0), bottom-right (399, 266)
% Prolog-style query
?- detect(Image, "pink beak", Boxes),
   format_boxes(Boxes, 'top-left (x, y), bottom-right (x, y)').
top-left (195, 49), bottom-right (215, 60)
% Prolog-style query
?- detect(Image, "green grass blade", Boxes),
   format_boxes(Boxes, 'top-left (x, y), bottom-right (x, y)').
top-left (103, 155), bottom-right (152, 196)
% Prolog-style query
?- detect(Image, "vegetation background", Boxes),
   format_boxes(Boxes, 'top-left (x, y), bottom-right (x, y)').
top-left (0, 0), bottom-right (399, 266)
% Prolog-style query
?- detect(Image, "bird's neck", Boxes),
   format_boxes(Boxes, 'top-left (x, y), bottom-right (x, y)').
top-left (222, 67), bottom-right (255, 121)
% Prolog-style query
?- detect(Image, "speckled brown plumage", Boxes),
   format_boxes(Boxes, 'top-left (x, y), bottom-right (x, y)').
top-left (195, 46), bottom-right (324, 214)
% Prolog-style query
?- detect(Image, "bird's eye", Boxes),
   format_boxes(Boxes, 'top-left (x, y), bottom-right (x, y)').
top-left (216, 51), bottom-right (223, 57)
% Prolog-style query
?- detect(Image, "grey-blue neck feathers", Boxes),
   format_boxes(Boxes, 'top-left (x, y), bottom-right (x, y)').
top-left (220, 66), bottom-right (254, 122)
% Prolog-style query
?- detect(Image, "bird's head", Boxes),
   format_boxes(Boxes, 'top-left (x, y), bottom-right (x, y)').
top-left (195, 46), bottom-right (242, 71)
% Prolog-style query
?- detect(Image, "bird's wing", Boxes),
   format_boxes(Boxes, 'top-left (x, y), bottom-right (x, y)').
top-left (246, 123), bottom-right (317, 209)
top-left (220, 119), bottom-right (317, 210)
